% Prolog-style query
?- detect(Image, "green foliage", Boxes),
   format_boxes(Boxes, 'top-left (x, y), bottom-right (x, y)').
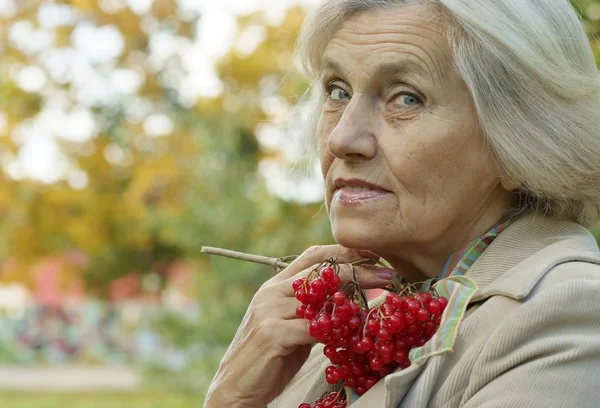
top-left (0, 0), bottom-right (599, 398)
top-left (0, 392), bottom-right (199, 408)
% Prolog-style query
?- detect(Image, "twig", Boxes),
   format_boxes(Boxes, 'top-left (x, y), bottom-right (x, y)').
top-left (201, 246), bottom-right (292, 270)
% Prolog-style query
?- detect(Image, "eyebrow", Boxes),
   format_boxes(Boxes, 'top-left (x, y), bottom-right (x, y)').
top-left (320, 56), bottom-right (431, 82)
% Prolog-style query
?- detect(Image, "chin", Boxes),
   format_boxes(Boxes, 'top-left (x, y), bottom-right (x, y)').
top-left (331, 221), bottom-right (382, 251)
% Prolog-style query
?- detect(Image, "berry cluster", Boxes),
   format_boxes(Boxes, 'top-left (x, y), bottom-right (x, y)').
top-left (294, 260), bottom-right (448, 407)
top-left (294, 266), bottom-right (341, 321)
top-left (298, 391), bottom-right (346, 408)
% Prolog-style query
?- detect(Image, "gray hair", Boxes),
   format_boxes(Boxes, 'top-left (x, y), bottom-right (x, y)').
top-left (294, 0), bottom-right (600, 227)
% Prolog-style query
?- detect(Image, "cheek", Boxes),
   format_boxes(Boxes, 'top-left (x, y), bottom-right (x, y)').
top-left (317, 116), bottom-right (336, 177)
top-left (384, 122), bottom-right (486, 199)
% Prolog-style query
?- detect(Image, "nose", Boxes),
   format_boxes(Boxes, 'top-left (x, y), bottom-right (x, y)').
top-left (327, 95), bottom-right (378, 162)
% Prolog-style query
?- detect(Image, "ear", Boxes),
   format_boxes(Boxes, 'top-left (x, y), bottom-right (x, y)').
top-left (500, 177), bottom-right (520, 192)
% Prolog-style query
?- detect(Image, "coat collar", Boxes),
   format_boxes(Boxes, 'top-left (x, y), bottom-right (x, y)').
top-left (346, 216), bottom-right (600, 408)
top-left (466, 215), bottom-right (600, 303)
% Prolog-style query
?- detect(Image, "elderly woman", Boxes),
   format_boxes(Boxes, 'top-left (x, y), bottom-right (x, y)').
top-left (205, 0), bottom-right (600, 406)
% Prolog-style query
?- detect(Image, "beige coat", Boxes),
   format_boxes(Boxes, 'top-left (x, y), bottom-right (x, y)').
top-left (269, 216), bottom-right (600, 407)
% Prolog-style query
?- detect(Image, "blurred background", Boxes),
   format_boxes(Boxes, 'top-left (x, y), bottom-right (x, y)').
top-left (0, 0), bottom-right (599, 406)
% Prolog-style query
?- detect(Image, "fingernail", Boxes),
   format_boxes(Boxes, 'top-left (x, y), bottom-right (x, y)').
top-left (375, 268), bottom-right (396, 280)
top-left (359, 250), bottom-right (380, 259)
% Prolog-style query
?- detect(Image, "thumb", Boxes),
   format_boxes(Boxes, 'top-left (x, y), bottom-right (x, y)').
top-left (338, 263), bottom-right (396, 290)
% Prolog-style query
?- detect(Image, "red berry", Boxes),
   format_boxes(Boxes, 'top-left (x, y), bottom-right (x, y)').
top-left (407, 323), bottom-right (420, 335)
top-left (380, 344), bottom-right (394, 359)
top-left (388, 314), bottom-right (404, 332)
top-left (292, 278), bottom-right (305, 291)
top-left (332, 292), bottom-right (347, 305)
top-left (331, 315), bottom-right (343, 328)
top-left (334, 367), bottom-right (345, 380)
top-left (351, 363), bottom-right (364, 376)
top-left (356, 386), bottom-right (366, 396)
top-left (382, 320), bottom-right (392, 331)
top-left (318, 316), bottom-right (332, 332)
top-left (370, 357), bottom-right (384, 371)
top-left (438, 296), bottom-right (448, 311)
top-left (325, 373), bottom-right (337, 384)
top-left (377, 328), bottom-right (391, 342)
top-left (417, 309), bottom-right (430, 322)
top-left (295, 289), bottom-right (309, 304)
top-left (324, 345), bottom-right (337, 359)
top-left (365, 376), bottom-right (378, 389)
top-left (350, 301), bottom-right (361, 315)
top-left (357, 375), bottom-right (367, 386)
top-left (378, 365), bottom-right (394, 376)
top-left (336, 303), bottom-right (352, 320)
top-left (296, 305), bottom-right (306, 318)
top-left (336, 337), bottom-right (349, 348)
top-left (395, 349), bottom-right (408, 362)
top-left (427, 300), bottom-right (442, 315)
top-left (391, 295), bottom-right (406, 310)
top-left (366, 319), bottom-right (379, 335)
top-left (424, 321), bottom-right (436, 336)
top-left (331, 327), bottom-right (344, 340)
top-left (339, 362), bottom-right (352, 377)
top-left (298, 404), bottom-right (311, 408)
top-left (386, 292), bottom-right (399, 305)
top-left (382, 303), bottom-right (395, 316)
top-left (348, 333), bottom-right (360, 345)
top-left (305, 306), bottom-right (318, 320)
top-left (419, 292), bottom-right (433, 306)
top-left (322, 267), bottom-right (335, 281)
top-left (360, 337), bottom-right (374, 351)
top-left (309, 320), bottom-right (320, 337)
top-left (395, 339), bottom-right (407, 350)
top-left (406, 300), bottom-right (419, 314)
top-left (405, 335), bottom-right (418, 346)
top-left (348, 315), bottom-right (361, 330)
top-left (310, 278), bottom-right (326, 292)
top-left (308, 288), bottom-right (325, 303)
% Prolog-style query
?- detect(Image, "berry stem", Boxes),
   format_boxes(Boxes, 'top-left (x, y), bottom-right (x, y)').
top-left (363, 307), bottom-right (378, 337)
top-left (352, 265), bottom-right (370, 309)
top-left (350, 258), bottom-right (381, 266)
top-left (201, 246), bottom-right (296, 270)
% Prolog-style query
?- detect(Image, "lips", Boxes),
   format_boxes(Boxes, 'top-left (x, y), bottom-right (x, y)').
top-left (331, 178), bottom-right (392, 206)
top-left (332, 178), bottom-right (390, 193)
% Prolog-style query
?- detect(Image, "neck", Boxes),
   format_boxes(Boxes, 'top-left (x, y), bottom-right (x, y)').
top-left (381, 210), bottom-right (510, 283)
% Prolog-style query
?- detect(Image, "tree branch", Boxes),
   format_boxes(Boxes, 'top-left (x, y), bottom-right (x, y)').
top-left (201, 246), bottom-right (292, 270)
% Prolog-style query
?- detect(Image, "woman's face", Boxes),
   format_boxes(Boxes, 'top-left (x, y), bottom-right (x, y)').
top-left (318, 6), bottom-right (514, 262)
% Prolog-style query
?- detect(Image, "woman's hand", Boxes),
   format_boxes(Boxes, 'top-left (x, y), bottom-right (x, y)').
top-left (204, 245), bottom-right (395, 408)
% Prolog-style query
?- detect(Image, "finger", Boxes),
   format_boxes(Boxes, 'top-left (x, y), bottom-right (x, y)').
top-left (270, 245), bottom-right (380, 284)
top-left (278, 318), bottom-right (315, 352)
top-left (266, 296), bottom-right (306, 320)
top-left (282, 298), bottom-right (305, 320)
top-left (278, 263), bottom-right (396, 297)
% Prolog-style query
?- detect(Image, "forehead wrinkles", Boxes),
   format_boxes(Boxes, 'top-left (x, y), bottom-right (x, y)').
top-left (323, 14), bottom-right (449, 86)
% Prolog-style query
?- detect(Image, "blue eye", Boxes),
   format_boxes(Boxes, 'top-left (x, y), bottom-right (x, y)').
top-left (398, 94), bottom-right (422, 106)
top-left (329, 86), bottom-right (350, 101)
